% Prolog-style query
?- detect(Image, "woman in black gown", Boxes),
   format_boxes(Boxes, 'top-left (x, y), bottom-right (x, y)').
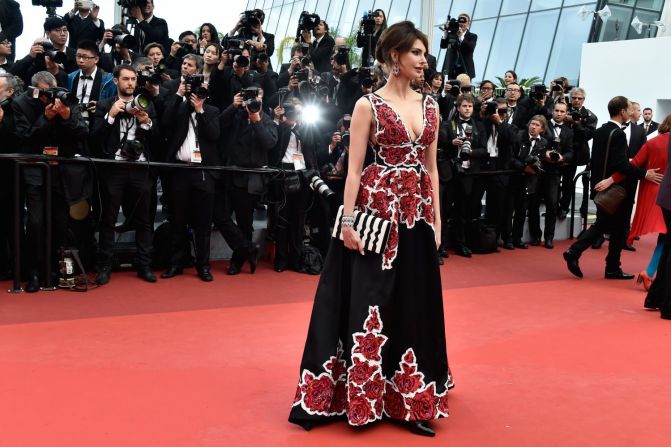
top-left (289, 21), bottom-right (453, 437)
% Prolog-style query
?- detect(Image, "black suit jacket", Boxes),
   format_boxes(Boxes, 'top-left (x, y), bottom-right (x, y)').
top-left (64, 13), bottom-right (105, 49)
top-left (441, 31), bottom-right (477, 79)
top-left (0, 0), bottom-right (22, 62)
top-left (90, 96), bottom-right (159, 161)
top-left (589, 121), bottom-right (646, 198)
top-left (133, 15), bottom-right (170, 51)
top-left (640, 120), bottom-right (659, 136)
top-left (271, 122), bottom-right (318, 170)
top-left (543, 121), bottom-right (574, 172)
top-left (627, 122), bottom-right (647, 159)
top-left (309, 34), bottom-right (335, 74)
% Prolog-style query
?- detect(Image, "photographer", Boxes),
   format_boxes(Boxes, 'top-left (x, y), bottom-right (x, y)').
top-left (44, 17), bottom-right (78, 73)
top-left (99, 25), bottom-right (136, 71)
top-left (301, 19), bottom-right (334, 74)
top-left (67, 40), bottom-right (116, 125)
top-left (91, 65), bottom-right (158, 285)
top-left (0, 31), bottom-right (13, 72)
top-left (216, 87), bottom-right (277, 275)
top-left (65, 1), bottom-right (105, 49)
top-left (504, 115), bottom-right (549, 249)
top-left (323, 47), bottom-right (359, 115)
top-left (503, 83), bottom-right (522, 127)
top-left (160, 71), bottom-right (221, 282)
top-left (144, 42), bottom-right (177, 80)
top-left (162, 53), bottom-right (201, 97)
top-left (277, 43), bottom-right (310, 87)
top-left (228, 9), bottom-right (275, 66)
top-left (126, 0), bottom-right (170, 52)
top-left (270, 101), bottom-right (318, 272)
top-left (221, 51), bottom-right (254, 106)
top-left (249, 52), bottom-right (278, 102)
top-left (446, 93), bottom-right (487, 257)
top-left (513, 84), bottom-right (550, 130)
top-left (557, 87), bottom-right (597, 219)
top-left (441, 13), bottom-right (477, 79)
top-left (0, 0), bottom-right (22, 63)
top-left (0, 72), bottom-right (20, 279)
top-left (356, 9), bottom-right (386, 67)
top-left (165, 31), bottom-right (197, 72)
top-left (12, 71), bottom-right (90, 292)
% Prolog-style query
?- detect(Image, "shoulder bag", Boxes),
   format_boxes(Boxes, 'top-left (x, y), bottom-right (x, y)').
top-left (593, 128), bottom-right (627, 215)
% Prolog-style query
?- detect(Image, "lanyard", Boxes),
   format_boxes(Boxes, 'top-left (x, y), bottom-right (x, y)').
top-left (189, 113), bottom-right (199, 147)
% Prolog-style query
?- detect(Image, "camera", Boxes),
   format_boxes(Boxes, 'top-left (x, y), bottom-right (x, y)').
top-left (32, 0), bottom-right (63, 16)
top-left (256, 52), bottom-right (269, 63)
top-left (117, 0), bottom-right (146, 9)
top-left (277, 87), bottom-right (290, 105)
top-left (458, 139), bottom-right (472, 161)
top-left (333, 46), bottom-right (349, 66)
top-left (530, 84), bottom-right (547, 101)
top-left (570, 107), bottom-right (588, 124)
top-left (175, 41), bottom-right (197, 58)
top-left (119, 139), bottom-right (145, 161)
top-left (294, 67), bottom-right (311, 82)
top-left (358, 66), bottom-right (374, 88)
top-left (462, 123), bottom-right (473, 141)
top-left (359, 10), bottom-right (377, 36)
top-left (446, 79), bottom-right (461, 97)
top-left (440, 15), bottom-right (467, 45)
top-left (32, 86), bottom-right (79, 107)
top-left (123, 93), bottom-right (151, 114)
top-left (184, 74), bottom-right (208, 99)
top-left (302, 169), bottom-right (335, 199)
top-left (524, 154), bottom-right (543, 174)
top-left (240, 10), bottom-right (262, 34)
top-left (38, 42), bottom-right (67, 65)
top-left (483, 101), bottom-right (498, 117)
top-left (109, 25), bottom-right (138, 49)
top-left (282, 102), bottom-right (299, 121)
top-left (137, 68), bottom-right (161, 86)
top-left (298, 11), bottom-right (321, 33)
top-left (234, 55), bottom-right (250, 68)
top-left (241, 86), bottom-right (261, 113)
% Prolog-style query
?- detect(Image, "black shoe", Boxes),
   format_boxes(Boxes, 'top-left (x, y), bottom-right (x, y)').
top-left (661, 313), bottom-right (671, 320)
top-left (25, 271), bottom-right (40, 293)
top-left (455, 245), bottom-right (472, 258)
top-left (274, 262), bottom-right (286, 272)
top-left (408, 421), bottom-right (435, 437)
top-left (227, 262), bottom-right (242, 276)
top-left (557, 209), bottom-right (568, 220)
top-left (160, 266), bottom-right (183, 279)
top-left (196, 266), bottom-right (213, 282)
top-left (137, 268), bottom-right (157, 283)
top-left (623, 243), bottom-right (636, 251)
top-left (513, 241), bottom-right (528, 249)
top-left (530, 238), bottom-right (541, 246)
top-left (544, 240), bottom-right (554, 249)
top-left (248, 244), bottom-right (260, 274)
top-left (438, 256), bottom-right (444, 265)
top-left (502, 242), bottom-right (515, 250)
top-left (438, 247), bottom-right (449, 258)
top-left (592, 235), bottom-right (605, 249)
top-left (563, 250), bottom-right (583, 278)
top-left (96, 268), bottom-right (111, 285)
top-left (605, 270), bottom-right (635, 280)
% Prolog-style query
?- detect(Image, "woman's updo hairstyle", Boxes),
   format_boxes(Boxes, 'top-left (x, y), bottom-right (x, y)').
top-left (375, 21), bottom-right (429, 67)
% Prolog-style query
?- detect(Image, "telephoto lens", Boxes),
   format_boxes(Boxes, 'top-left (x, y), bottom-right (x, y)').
top-left (124, 94), bottom-right (151, 114)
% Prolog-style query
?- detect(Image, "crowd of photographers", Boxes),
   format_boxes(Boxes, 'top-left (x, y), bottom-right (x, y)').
top-left (0, 1), bottom-right (658, 291)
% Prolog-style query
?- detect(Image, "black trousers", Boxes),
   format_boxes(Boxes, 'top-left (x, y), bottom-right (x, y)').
top-left (275, 176), bottom-right (310, 269)
top-left (559, 164), bottom-right (590, 215)
top-left (502, 176), bottom-right (528, 243)
top-left (528, 173), bottom-right (560, 242)
top-left (97, 167), bottom-right (155, 269)
top-left (214, 181), bottom-right (258, 264)
top-left (445, 174), bottom-right (481, 247)
top-left (645, 209), bottom-right (671, 315)
top-left (168, 170), bottom-right (215, 268)
top-left (568, 201), bottom-right (629, 271)
top-left (480, 174), bottom-right (509, 237)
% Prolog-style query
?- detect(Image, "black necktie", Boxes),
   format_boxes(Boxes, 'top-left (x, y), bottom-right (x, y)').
top-left (80, 75), bottom-right (92, 103)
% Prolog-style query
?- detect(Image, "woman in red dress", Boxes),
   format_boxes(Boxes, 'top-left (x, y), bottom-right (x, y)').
top-left (599, 114), bottom-right (671, 289)
top-left (289, 22), bottom-right (452, 437)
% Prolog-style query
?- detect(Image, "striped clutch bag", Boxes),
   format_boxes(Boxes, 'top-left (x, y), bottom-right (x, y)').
top-left (331, 205), bottom-right (392, 254)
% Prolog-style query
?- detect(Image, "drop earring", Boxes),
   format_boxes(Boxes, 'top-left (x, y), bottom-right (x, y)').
top-left (392, 62), bottom-right (400, 77)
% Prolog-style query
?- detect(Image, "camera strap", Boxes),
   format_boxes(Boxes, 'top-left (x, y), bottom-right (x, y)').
top-left (118, 115), bottom-right (135, 150)
top-left (188, 113), bottom-right (202, 164)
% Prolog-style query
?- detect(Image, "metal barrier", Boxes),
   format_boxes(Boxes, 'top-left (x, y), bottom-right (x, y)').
top-left (569, 170), bottom-right (590, 240)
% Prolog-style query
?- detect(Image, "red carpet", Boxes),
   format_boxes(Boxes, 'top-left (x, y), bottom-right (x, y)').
top-left (1, 236), bottom-right (670, 446)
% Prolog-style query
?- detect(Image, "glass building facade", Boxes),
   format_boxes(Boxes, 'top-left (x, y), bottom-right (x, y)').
top-left (245, 0), bottom-right (665, 84)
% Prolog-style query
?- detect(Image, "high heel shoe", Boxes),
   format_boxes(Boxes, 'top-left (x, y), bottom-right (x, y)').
top-left (636, 271), bottom-right (652, 291)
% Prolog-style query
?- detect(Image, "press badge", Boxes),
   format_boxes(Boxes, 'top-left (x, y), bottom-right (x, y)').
top-left (293, 153), bottom-right (306, 170)
top-left (191, 146), bottom-right (202, 164)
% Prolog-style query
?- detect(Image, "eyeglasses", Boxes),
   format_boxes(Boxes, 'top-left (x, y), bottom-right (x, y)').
top-left (0, 41), bottom-right (11, 46)
top-left (571, 97), bottom-right (585, 101)
top-left (76, 54), bottom-right (96, 60)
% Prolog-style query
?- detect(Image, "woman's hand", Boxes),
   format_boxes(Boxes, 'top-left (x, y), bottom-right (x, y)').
top-left (342, 226), bottom-right (364, 255)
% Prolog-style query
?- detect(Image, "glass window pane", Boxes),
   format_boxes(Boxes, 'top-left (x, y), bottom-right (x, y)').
top-left (515, 9), bottom-right (560, 82)
top-left (468, 17), bottom-right (497, 81)
top-left (546, 6), bottom-right (592, 85)
top-left (315, 0), bottom-right (330, 18)
top-left (562, 0), bottom-right (599, 5)
top-left (337, 0), bottom-right (360, 37)
top-left (373, 0), bottom-right (393, 20)
top-left (597, 5), bottom-right (634, 41)
top-left (357, 0), bottom-right (376, 17)
top-left (449, 0), bottom-right (477, 18)
top-left (303, 0), bottom-right (319, 13)
top-left (500, 0), bottom-right (530, 15)
top-left (407, 0), bottom-right (421, 27)
top-left (530, 0), bottom-right (563, 11)
top-left (627, 9), bottom-right (662, 39)
top-left (274, 3), bottom-right (296, 43)
top-left (388, 0), bottom-right (411, 24)
top-left (434, 0), bottom-right (453, 68)
top-left (636, 0), bottom-right (665, 10)
top-left (482, 15), bottom-right (526, 82)
top-left (326, 1), bottom-right (342, 28)
top-left (265, 1), bottom-right (281, 35)
top-left (473, 0), bottom-right (502, 19)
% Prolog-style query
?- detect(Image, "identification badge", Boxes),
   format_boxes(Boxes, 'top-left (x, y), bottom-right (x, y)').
top-left (293, 153), bottom-right (306, 170)
top-left (191, 146), bottom-right (202, 164)
top-left (43, 146), bottom-right (59, 156)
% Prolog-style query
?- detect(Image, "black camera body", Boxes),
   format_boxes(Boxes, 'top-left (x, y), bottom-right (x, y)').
top-left (441, 15), bottom-right (467, 45)
top-left (294, 67), bottom-right (311, 82)
top-left (137, 69), bottom-right (162, 86)
top-left (302, 169), bottom-right (335, 199)
top-left (446, 79), bottom-right (461, 97)
top-left (32, 0), bottom-right (62, 16)
top-left (524, 154), bottom-right (543, 174)
top-left (117, 0), bottom-right (147, 9)
top-left (570, 107), bottom-right (589, 125)
top-left (241, 86), bottom-right (261, 113)
top-left (334, 46), bottom-right (349, 66)
top-left (32, 86), bottom-right (78, 107)
top-left (360, 10), bottom-right (377, 36)
top-left (298, 11), bottom-right (321, 33)
top-left (358, 66), bottom-right (374, 88)
top-left (175, 41), bottom-right (197, 59)
top-left (38, 42), bottom-right (67, 65)
top-left (184, 74), bottom-right (208, 99)
top-left (530, 84), bottom-right (547, 101)
top-left (240, 10), bottom-right (262, 34)
top-left (120, 139), bottom-right (144, 161)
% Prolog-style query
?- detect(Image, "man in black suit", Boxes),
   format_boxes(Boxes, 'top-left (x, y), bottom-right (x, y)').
top-left (563, 96), bottom-right (663, 280)
top-left (301, 20), bottom-right (335, 74)
top-left (44, 16), bottom-right (78, 74)
top-left (91, 65), bottom-right (158, 285)
top-left (441, 13), bottom-right (477, 80)
top-left (127, 0), bottom-right (170, 52)
top-left (228, 8), bottom-right (275, 68)
top-left (0, 31), bottom-right (12, 72)
top-left (0, 0), bottom-right (22, 63)
top-left (620, 103), bottom-right (647, 251)
top-left (640, 107), bottom-right (659, 136)
top-left (64, 1), bottom-right (105, 49)
top-left (160, 76), bottom-right (221, 282)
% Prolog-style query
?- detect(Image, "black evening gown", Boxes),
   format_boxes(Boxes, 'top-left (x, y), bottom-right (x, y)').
top-left (289, 93), bottom-right (453, 427)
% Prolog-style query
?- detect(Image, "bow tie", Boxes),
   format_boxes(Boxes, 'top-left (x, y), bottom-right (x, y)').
top-left (80, 75), bottom-right (93, 80)
top-left (621, 123), bottom-right (630, 129)
top-left (530, 137), bottom-right (539, 142)
top-left (460, 119), bottom-right (471, 125)
top-left (554, 123), bottom-right (562, 128)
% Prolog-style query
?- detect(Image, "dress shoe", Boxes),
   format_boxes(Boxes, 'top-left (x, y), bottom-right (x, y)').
top-left (408, 421), bottom-right (435, 437)
top-left (623, 243), bottom-right (636, 251)
top-left (513, 241), bottom-right (528, 249)
top-left (563, 250), bottom-right (583, 278)
top-left (248, 244), bottom-right (260, 274)
top-left (605, 270), bottom-right (635, 280)
top-left (530, 238), bottom-right (541, 246)
top-left (438, 247), bottom-right (449, 258)
top-left (25, 271), bottom-right (40, 293)
top-left (227, 262), bottom-right (243, 276)
top-left (455, 245), bottom-right (472, 258)
top-left (557, 209), bottom-right (568, 220)
top-left (661, 313), bottom-right (671, 320)
top-left (160, 266), bottom-right (183, 279)
top-left (544, 240), bottom-right (554, 249)
top-left (502, 242), bottom-right (515, 250)
top-left (636, 271), bottom-right (652, 291)
top-left (274, 263), bottom-right (286, 273)
top-left (96, 268), bottom-right (111, 285)
top-left (137, 268), bottom-right (157, 283)
top-left (438, 256), bottom-right (444, 265)
top-left (196, 266), bottom-right (213, 282)
top-left (591, 235), bottom-right (605, 249)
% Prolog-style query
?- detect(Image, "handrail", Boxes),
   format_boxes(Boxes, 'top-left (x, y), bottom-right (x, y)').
top-left (569, 170), bottom-right (590, 239)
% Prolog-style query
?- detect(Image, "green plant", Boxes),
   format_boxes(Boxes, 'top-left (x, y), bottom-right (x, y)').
top-left (495, 75), bottom-right (543, 89)
top-left (276, 35), bottom-right (297, 66)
